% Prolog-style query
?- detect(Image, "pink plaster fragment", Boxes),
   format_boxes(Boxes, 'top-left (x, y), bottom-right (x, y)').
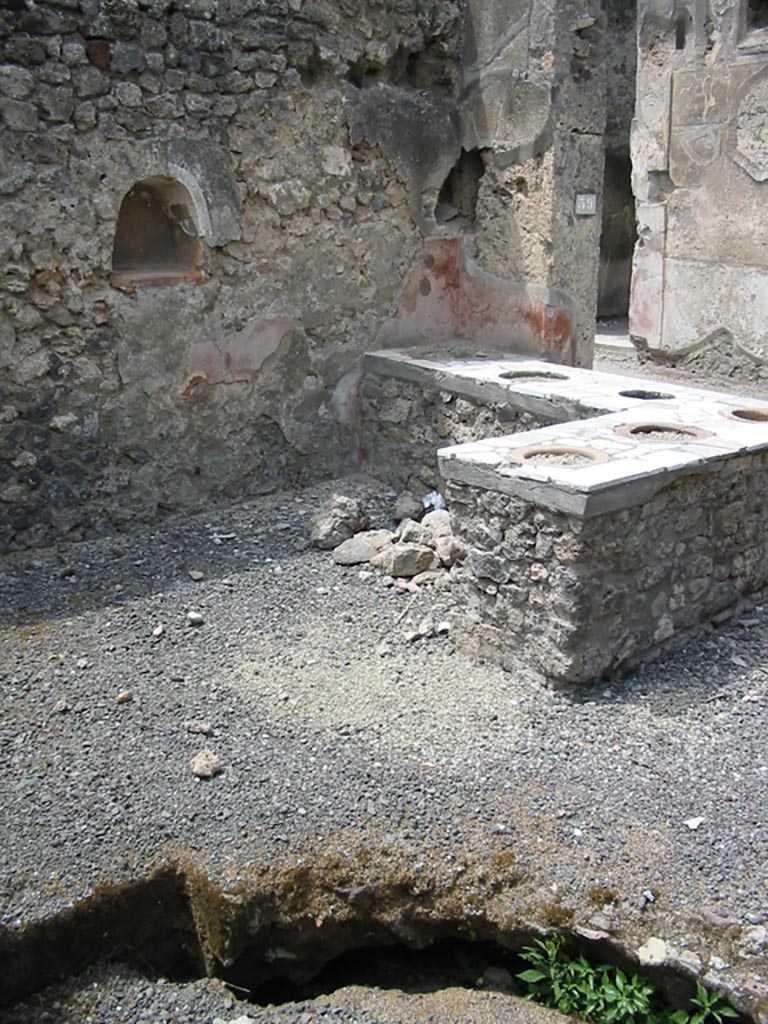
top-left (225, 317), bottom-right (294, 380)
top-left (376, 238), bottom-right (460, 348)
top-left (181, 341), bottom-right (228, 398)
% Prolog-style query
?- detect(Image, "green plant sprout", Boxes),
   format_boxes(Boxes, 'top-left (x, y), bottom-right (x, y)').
top-left (517, 935), bottom-right (739, 1024)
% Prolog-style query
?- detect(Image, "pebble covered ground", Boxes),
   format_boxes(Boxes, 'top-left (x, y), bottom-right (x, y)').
top-left (2, 360), bottom-right (768, 1023)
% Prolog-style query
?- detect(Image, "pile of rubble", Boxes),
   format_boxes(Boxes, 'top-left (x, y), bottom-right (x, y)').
top-left (309, 493), bottom-right (466, 592)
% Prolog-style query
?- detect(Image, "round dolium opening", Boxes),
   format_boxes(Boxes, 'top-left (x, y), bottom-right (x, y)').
top-left (731, 408), bottom-right (768, 422)
top-left (499, 370), bottom-right (569, 381)
top-left (618, 389), bottom-right (674, 400)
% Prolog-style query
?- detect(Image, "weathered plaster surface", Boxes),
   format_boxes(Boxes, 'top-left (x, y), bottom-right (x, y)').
top-left (374, 239), bottom-right (576, 361)
top-left (631, 0), bottom-right (768, 365)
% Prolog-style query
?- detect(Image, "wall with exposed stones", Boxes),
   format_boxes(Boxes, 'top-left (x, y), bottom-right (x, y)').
top-left (359, 345), bottom-right (626, 494)
top-left (465, 0), bottom-right (607, 366)
top-left (630, 0), bottom-right (768, 372)
top-left (0, 0), bottom-right (463, 550)
top-left (0, 0), bottom-right (615, 552)
top-left (445, 453), bottom-right (768, 685)
top-left (360, 373), bottom-right (547, 495)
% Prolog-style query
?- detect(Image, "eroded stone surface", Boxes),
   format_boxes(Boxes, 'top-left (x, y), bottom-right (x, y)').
top-left (630, 1), bottom-right (768, 365)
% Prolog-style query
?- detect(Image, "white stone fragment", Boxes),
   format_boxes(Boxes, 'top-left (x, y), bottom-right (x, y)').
top-left (190, 749), bottom-right (222, 779)
top-left (637, 936), bottom-right (668, 966)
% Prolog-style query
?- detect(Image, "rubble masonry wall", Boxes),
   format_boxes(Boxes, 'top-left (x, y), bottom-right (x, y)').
top-left (0, 0), bottom-right (461, 551)
top-left (445, 455), bottom-right (768, 685)
top-left (361, 372), bottom-right (551, 496)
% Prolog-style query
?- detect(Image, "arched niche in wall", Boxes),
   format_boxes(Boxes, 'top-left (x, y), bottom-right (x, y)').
top-left (111, 176), bottom-right (203, 288)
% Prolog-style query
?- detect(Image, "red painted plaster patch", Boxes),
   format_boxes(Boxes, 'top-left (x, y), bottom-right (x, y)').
top-left (181, 374), bottom-right (207, 398)
top-left (374, 239), bottom-right (575, 362)
top-left (226, 317), bottom-right (293, 380)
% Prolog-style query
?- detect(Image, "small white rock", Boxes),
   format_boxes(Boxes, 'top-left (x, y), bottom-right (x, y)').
top-left (184, 720), bottom-right (212, 735)
top-left (190, 749), bottom-right (222, 779)
top-left (116, 690), bottom-right (134, 705)
top-left (684, 816), bottom-right (705, 831)
top-left (637, 936), bottom-right (668, 966)
top-left (189, 570), bottom-right (205, 581)
top-left (187, 611), bottom-right (205, 627)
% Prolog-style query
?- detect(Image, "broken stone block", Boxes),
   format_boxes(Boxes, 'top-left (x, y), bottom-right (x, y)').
top-left (370, 542), bottom-right (437, 577)
top-left (421, 508), bottom-right (452, 541)
top-left (310, 495), bottom-right (368, 550)
top-left (353, 528), bottom-right (394, 550)
top-left (393, 490), bottom-right (422, 522)
top-left (397, 517), bottom-right (430, 545)
top-left (332, 536), bottom-right (376, 565)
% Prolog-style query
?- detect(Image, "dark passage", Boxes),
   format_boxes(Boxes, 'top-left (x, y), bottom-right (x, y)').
top-left (435, 148), bottom-right (486, 228)
top-left (597, 150), bottom-right (637, 319)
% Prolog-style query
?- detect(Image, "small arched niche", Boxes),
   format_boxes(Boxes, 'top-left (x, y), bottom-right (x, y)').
top-left (111, 176), bottom-right (202, 288)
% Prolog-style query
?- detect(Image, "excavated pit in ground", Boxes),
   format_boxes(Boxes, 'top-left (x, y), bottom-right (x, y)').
top-left (0, 861), bottom-right (752, 1021)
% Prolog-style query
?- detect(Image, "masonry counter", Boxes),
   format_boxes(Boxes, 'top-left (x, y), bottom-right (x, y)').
top-left (361, 347), bottom-right (768, 685)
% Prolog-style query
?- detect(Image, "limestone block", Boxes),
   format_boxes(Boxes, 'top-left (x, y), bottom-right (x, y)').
top-left (665, 160), bottom-right (768, 266)
top-left (669, 125), bottom-right (722, 187)
top-left (461, 0), bottom-right (531, 70)
top-left (630, 118), bottom-right (668, 202)
top-left (732, 72), bottom-right (768, 182)
top-left (661, 258), bottom-right (768, 360)
top-left (636, 67), bottom-right (672, 146)
top-left (671, 69), bottom-right (731, 126)
top-left (461, 76), bottom-right (551, 157)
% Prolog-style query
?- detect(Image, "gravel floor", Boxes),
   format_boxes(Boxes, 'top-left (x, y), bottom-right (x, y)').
top-left (2, 360), bottom-right (768, 1023)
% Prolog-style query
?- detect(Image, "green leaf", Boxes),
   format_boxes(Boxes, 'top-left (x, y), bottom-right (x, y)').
top-left (518, 969), bottom-right (547, 984)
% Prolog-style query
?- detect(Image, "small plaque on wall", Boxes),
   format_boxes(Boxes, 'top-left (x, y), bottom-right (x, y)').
top-left (574, 192), bottom-right (597, 216)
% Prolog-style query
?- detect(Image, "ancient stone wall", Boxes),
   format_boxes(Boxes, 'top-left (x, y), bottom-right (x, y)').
top-left (631, 0), bottom-right (768, 371)
top-left (0, 0), bottom-right (461, 550)
top-left (466, 0), bottom-right (607, 366)
top-left (446, 453), bottom-right (768, 685)
top-left (0, 0), bottom-right (616, 552)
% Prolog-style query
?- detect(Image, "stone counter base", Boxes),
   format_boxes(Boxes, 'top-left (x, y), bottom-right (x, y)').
top-left (444, 456), bottom-right (768, 686)
top-left (360, 373), bottom-right (547, 494)
top-left (361, 347), bottom-right (768, 685)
